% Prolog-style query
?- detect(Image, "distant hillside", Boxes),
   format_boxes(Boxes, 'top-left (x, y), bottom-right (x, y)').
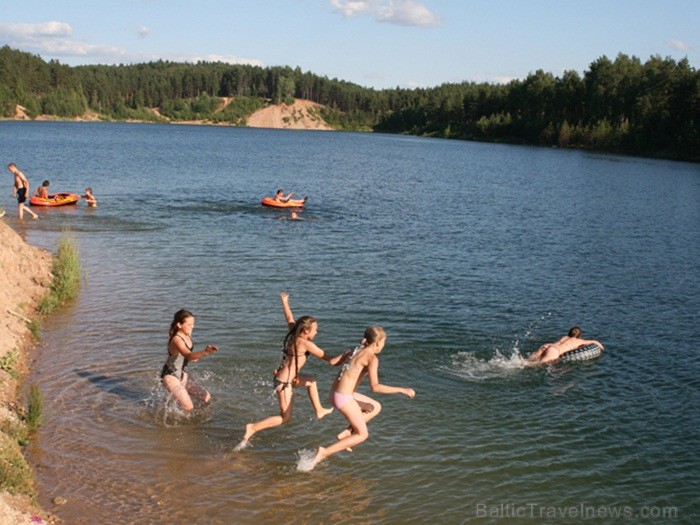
top-left (1, 46), bottom-right (698, 161)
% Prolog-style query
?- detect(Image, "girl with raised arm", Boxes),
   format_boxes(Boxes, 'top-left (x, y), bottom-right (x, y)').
top-left (240, 293), bottom-right (342, 447)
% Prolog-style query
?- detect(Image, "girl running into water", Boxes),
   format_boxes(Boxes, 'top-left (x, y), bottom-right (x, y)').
top-left (308, 326), bottom-right (415, 470)
top-left (240, 293), bottom-right (342, 447)
top-left (161, 309), bottom-right (219, 412)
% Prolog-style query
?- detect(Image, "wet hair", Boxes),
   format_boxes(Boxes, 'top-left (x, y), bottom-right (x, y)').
top-left (169, 309), bottom-right (194, 340)
top-left (284, 316), bottom-right (317, 353)
top-left (7, 163), bottom-right (16, 169)
top-left (364, 326), bottom-right (387, 344)
top-left (276, 189), bottom-right (284, 195)
top-left (568, 326), bottom-right (582, 338)
top-left (42, 180), bottom-right (50, 187)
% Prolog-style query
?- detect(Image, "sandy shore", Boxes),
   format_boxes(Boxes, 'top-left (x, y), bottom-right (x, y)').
top-left (0, 220), bottom-right (54, 524)
top-left (11, 98), bottom-right (333, 130)
top-left (246, 99), bottom-right (332, 130)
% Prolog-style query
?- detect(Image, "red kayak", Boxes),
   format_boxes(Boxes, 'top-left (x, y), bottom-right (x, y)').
top-left (29, 193), bottom-right (80, 206)
top-left (261, 196), bottom-right (307, 208)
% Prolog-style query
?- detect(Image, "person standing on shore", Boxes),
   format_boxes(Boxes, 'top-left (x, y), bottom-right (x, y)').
top-left (7, 163), bottom-right (38, 219)
top-left (306, 326), bottom-right (415, 470)
top-left (160, 309), bottom-right (219, 413)
top-left (239, 293), bottom-right (342, 448)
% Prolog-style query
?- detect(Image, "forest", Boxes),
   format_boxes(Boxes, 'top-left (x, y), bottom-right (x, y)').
top-left (1, 45), bottom-right (698, 161)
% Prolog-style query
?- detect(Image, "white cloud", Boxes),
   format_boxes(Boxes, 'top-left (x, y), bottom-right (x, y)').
top-left (0, 20), bottom-right (264, 67)
top-left (666, 39), bottom-right (692, 52)
top-left (26, 39), bottom-right (125, 58)
top-left (0, 21), bottom-right (72, 38)
top-left (331, 0), bottom-right (442, 28)
top-left (170, 53), bottom-right (265, 67)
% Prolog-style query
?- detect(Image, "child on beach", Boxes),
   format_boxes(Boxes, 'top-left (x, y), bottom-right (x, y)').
top-left (83, 187), bottom-right (97, 207)
top-left (7, 163), bottom-right (39, 219)
top-left (33, 180), bottom-right (50, 199)
top-left (160, 309), bottom-right (219, 413)
top-left (306, 326), bottom-right (415, 470)
top-left (239, 293), bottom-right (343, 448)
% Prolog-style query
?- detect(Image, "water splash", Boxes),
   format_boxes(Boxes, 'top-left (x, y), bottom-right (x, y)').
top-left (443, 347), bottom-right (528, 382)
top-left (296, 449), bottom-right (318, 472)
top-left (233, 439), bottom-right (249, 452)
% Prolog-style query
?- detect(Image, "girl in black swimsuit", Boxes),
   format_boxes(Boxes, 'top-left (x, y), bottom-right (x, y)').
top-left (161, 309), bottom-right (219, 413)
top-left (239, 293), bottom-right (343, 448)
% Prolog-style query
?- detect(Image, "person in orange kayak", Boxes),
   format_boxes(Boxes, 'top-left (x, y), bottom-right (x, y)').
top-left (273, 188), bottom-right (294, 203)
top-left (33, 180), bottom-right (50, 199)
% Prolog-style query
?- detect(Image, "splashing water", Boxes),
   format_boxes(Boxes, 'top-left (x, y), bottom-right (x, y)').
top-left (442, 347), bottom-right (528, 382)
top-left (296, 449), bottom-right (318, 472)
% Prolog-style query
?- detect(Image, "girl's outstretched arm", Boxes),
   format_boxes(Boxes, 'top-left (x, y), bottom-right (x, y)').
top-left (367, 356), bottom-right (415, 398)
top-left (171, 336), bottom-right (218, 363)
top-left (302, 339), bottom-right (343, 365)
top-left (280, 292), bottom-right (295, 329)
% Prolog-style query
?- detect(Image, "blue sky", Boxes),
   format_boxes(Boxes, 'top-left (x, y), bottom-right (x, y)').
top-left (1, 0), bottom-right (698, 90)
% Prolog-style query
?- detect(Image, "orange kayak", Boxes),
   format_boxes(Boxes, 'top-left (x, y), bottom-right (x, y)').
top-left (261, 197), bottom-right (307, 208)
top-left (29, 193), bottom-right (80, 206)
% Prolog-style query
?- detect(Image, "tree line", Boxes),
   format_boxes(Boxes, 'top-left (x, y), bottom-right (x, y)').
top-left (1, 45), bottom-right (698, 161)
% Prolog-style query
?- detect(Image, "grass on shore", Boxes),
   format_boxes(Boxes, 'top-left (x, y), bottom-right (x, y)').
top-left (39, 234), bottom-right (81, 315)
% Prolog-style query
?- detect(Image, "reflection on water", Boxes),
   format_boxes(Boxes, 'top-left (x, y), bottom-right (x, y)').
top-left (3, 122), bottom-right (697, 523)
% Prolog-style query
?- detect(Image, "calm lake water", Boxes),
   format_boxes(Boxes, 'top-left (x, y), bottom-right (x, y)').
top-left (2, 121), bottom-right (699, 524)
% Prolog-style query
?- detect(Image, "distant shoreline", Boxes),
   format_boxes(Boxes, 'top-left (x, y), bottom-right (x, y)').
top-left (4, 98), bottom-right (333, 131)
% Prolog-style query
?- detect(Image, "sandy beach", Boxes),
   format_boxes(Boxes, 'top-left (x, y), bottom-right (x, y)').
top-left (0, 220), bottom-right (54, 524)
top-left (11, 98), bottom-right (333, 130)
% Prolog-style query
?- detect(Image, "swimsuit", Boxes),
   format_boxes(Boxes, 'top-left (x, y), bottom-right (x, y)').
top-left (330, 391), bottom-right (354, 409)
top-left (160, 335), bottom-right (193, 380)
top-left (16, 187), bottom-right (27, 204)
top-left (272, 347), bottom-right (309, 390)
top-left (328, 344), bottom-right (365, 409)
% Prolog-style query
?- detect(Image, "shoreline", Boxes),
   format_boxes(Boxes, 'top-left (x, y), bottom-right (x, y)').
top-left (0, 221), bottom-right (55, 524)
top-left (3, 98), bottom-right (333, 131)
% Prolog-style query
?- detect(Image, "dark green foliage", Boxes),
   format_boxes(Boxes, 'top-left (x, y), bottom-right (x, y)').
top-left (40, 86), bottom-right (87, 117)
top-left (211, 97), bottom-right (266, 124)
top-left (1, 46), bottom-right (698, 161)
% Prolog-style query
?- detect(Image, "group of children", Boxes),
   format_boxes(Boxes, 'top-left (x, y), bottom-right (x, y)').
top-left (160, 293), bottom-right (415, 470)
top-left (7, 162), bottom-right (97, 219)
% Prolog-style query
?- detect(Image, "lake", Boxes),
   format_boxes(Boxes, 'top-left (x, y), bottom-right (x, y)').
top-left (2, 121), bottom-right (699, 524)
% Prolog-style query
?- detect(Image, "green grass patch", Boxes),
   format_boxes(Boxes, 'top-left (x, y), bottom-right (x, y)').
top-left (0, 349), bottom-right (20, 379)
top-left (0, 418), bottom-right (29, 447)
top-left (27, 319), bottom-right (41, 341)
top-left (0, 432), bottom-right (36, 497)
top-left (39, 234), bottom-right (81, 315)
top-left (25, 384), bottom-right (43, 433)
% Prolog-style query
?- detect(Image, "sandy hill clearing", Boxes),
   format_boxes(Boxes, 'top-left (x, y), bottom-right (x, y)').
top-left (246, 99), bottom-right (332, 130)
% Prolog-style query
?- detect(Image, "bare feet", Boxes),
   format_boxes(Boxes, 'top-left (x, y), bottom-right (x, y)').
top-left (311, 446), bottom-right (327, 469)
top-left (337, 428), bottom-right (352, 441)
top-left (316, 406), bottom-right (334, 419)
top-left (243, 423), bottom-right (255, 443)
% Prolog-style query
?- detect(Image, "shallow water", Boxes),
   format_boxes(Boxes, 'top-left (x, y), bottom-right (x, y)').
top-left (1, 121), bottom-right (698, 523)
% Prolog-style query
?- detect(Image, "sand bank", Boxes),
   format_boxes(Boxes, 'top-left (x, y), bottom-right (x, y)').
top-left (0, 220), bottom-right (54, 524)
